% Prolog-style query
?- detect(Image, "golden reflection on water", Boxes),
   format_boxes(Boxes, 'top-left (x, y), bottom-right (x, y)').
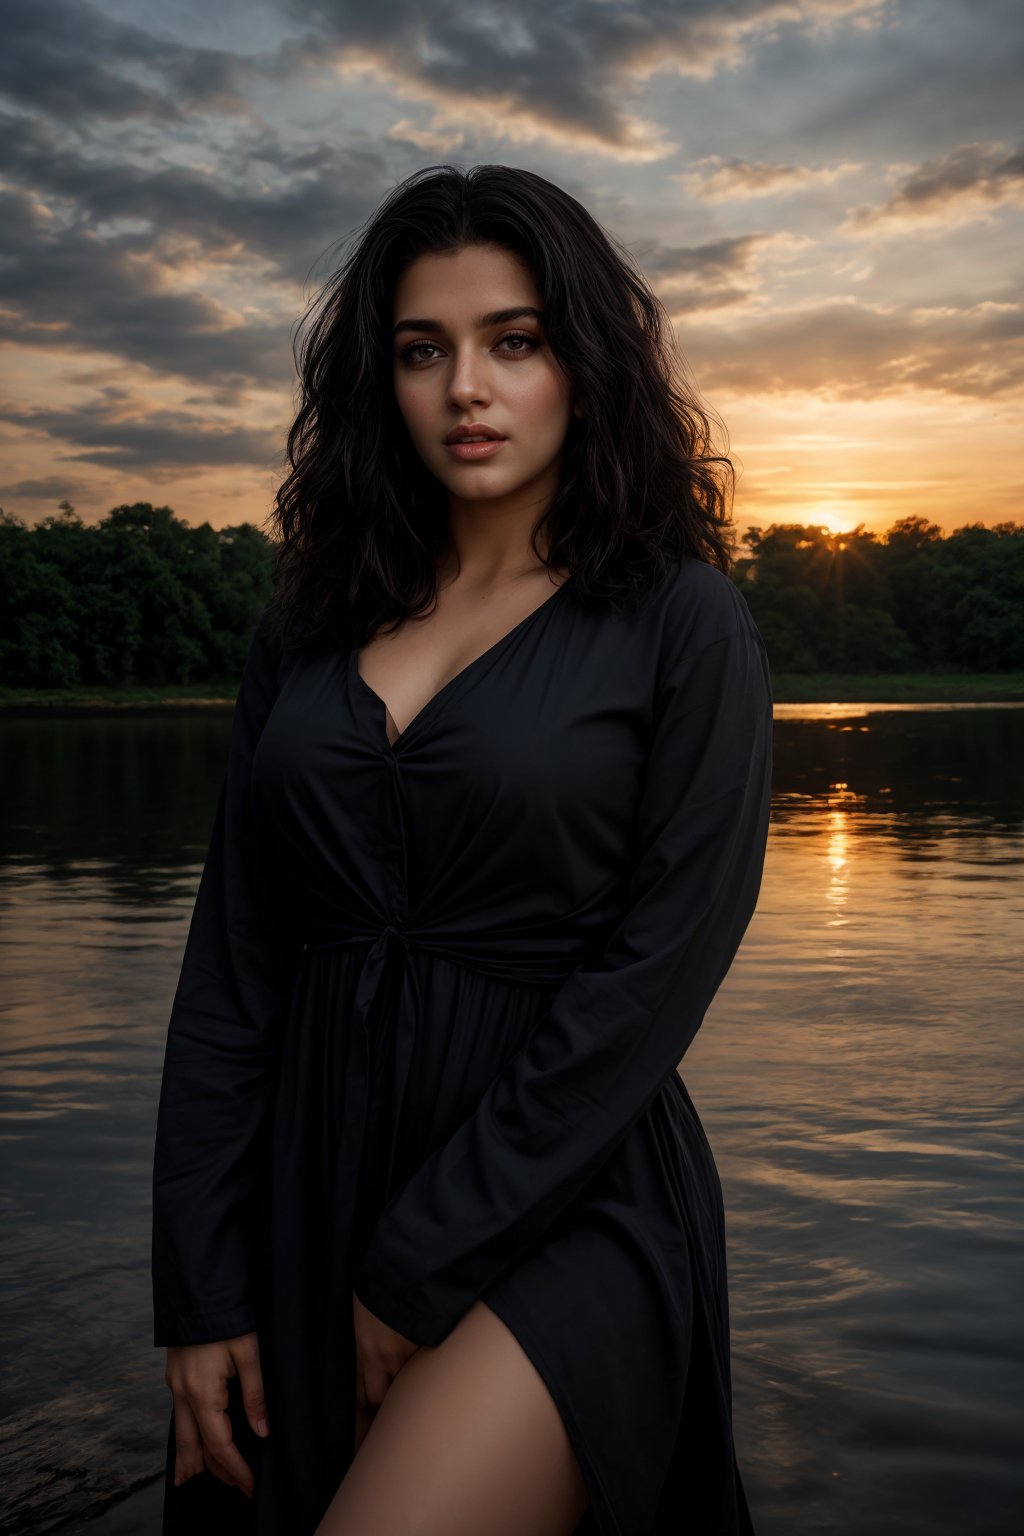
top-left (826, 806), bottom-right (851, 925)
top-left (773, 701), bottom-right (1024, 718)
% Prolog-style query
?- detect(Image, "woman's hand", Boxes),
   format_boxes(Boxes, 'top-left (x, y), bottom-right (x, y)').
top-left (164, 1332), bottom-right (270, 1497)
top-left (352, 1292), bottom-right (419, 1453)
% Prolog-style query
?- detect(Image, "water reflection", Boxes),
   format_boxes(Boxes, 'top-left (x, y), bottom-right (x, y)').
top-left (700, 705), bottom-right (1023, 1536)
top-left (0, 704), bottom-right (1021, 1533)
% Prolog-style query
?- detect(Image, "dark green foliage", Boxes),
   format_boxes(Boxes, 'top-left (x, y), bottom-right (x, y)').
top-left (0, 504), bottom-right (1019, 684)
top-left (0, 502), bottom-right (275, 687)
top-left (739, 516), bottom-right (1022, 674)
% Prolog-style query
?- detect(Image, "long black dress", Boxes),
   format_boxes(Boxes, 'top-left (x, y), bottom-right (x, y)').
top-left (151, 555), bottom-right (773, 1535)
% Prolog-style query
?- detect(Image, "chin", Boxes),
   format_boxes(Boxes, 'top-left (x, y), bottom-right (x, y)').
top-left (440, 468), bottom-right (519, 498)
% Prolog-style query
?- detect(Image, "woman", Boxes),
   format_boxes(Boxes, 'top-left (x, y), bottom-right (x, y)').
top-left (152, 162), bottom-right (773, 1536)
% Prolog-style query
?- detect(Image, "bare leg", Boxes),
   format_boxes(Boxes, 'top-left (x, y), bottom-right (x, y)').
top-left (314, 1299), bottom-right (590, 1536)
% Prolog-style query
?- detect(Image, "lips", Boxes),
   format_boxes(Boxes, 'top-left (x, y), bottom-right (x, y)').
top-left (445, 435), bottom-right (507, 461)
top-left (444, 424), bottom-right (506, 444)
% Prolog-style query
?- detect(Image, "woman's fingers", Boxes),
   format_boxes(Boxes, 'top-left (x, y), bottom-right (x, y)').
top-left (363, 1360), bottom-right (395, 1415)
top-left (192, 1392), bottom-right (255, 1497)
top-left (354, 1355), bottom-right (376, 1454)
top-left (165, 1338), bottom-right (263, 1499)
top-left (230, 1334), bottom-right (270, 1441)
top-left (351, 1291), bottom-right (421, 1458)
top-left (352, 1362), bottom-right (394, 1457)
top-left (172, 1395), bottom-right (205, 1486)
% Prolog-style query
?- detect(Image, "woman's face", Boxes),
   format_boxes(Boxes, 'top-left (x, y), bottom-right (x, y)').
top-left (391, 242), bottom-right (582, 514)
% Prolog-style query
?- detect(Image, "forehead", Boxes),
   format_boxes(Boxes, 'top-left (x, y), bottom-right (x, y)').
top-left (393, 244), bottom-right (540, 318)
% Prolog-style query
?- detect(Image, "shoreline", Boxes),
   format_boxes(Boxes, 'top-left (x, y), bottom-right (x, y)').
top-left (2, 672), bottom-right (1023, 712)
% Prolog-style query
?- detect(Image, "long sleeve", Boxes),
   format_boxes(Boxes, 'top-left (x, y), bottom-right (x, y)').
top-left (151, 603), bottom-right (302, 1347)
top-left (352, 592), bottom-right (774, 1347)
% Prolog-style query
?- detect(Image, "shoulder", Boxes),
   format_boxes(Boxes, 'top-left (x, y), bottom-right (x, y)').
top-left (240, 597), bottom-right (294, 701)
top-left (247, 599), bottom-right (280, 667)
top-left (645, 557), bottom-right (761, 659)
top-left (636, 559), bottom-right (772, 721)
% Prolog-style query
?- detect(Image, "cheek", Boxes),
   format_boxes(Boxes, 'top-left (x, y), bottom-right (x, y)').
top-left (393, 376), bottom-right (436, 446)
top-left (511, 364), bottom-right (572, 436)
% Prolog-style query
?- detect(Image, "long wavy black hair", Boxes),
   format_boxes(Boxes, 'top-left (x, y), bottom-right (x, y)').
top-left (267, 163), bottom-right (736, 651)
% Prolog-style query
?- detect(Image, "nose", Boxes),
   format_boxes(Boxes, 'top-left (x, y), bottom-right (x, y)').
top-left (447, 342), bottom-right (491, 410)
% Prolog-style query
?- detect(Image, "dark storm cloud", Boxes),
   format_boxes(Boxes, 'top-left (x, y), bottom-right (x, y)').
top-left (633, 233), bottom-right (790, 311)
top-left (638, 234), bottom-right (768, 281)
top-left (0, 0), bottom-right (255, 123)
top-left (0, 116), bottom-right (399, 397)
top-left (280, 0), bottom-right (889, 152)
top-left (844, 141), bottom-right (1024, 230)
top-left (0, 389), bottom-right (285, 471)
top-left (0, 182), bottom-right (294, 389)
top-left (0, 110), bottom-right (777, 393)
top-left (0, 108), bottom-right (391, 291)
top-left (0, 476), bottom-right (86, 505)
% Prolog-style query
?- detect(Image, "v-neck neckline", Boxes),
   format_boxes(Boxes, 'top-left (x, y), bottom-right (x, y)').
top-left (352, 578), bottom-right (571, 754)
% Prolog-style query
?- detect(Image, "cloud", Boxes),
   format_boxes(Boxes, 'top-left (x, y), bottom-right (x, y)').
top-left (387, 117), bottom-right (467, 156)
top-left (0, 113), bottom-right (398, 396)
top-left (635, 230), bottom-right (816, 312)
top-left (0, 182), bottom-right (295, 391)
top-left (280, 0), bottom-right (890, 158)
top-left (843, 141), bottom-right (1024, 232)
top-left (0, 389), bottom-right (285, 470)
top-left (0, 475), bottom-right (85, 505)
top-left (677, 154), bottom-right (864, 200)
top-left (0, 107), bottom-right (390, 289)
top-left (2, 0), bottom-right (1021, 526)
top-left (0, 0), bottom-right (257, 122)
top-left (676, 294), bottom-right (1024, 401)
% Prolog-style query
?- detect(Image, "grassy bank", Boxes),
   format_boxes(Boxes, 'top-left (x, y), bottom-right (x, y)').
top-left (769, 672), bottom-right (1024, 703)
top-left (1, 672), bottom-right (1023, 709)
top-left (0, 681), bottom-right (238, 710)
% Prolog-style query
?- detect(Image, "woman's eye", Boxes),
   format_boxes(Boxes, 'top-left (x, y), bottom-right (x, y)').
top-left (496, 331), bottom-right (540, 356)
top-left (400, 341), bottom-right (441, 363)
top-left (398, 332), bottom-right (540, 365)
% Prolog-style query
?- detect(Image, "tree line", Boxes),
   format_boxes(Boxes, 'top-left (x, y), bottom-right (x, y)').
top-left (0, 502), bottom-right (1020, 688)
top-left (734, 518), bottom-right (1022, 673)
top-left (1, 502), bottom-right (274, 688)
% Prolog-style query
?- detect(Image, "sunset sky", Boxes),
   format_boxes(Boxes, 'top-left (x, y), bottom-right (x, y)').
top-left (1, 0), bottom-right (1020, 539)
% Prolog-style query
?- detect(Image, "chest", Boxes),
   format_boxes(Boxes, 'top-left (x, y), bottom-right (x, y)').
top-left (356, 577), bottom-right (570, 745)
top-left (253, 606), bottom-right (658, 899)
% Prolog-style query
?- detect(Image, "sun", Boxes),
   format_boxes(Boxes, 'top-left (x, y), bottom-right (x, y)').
top-left (812, 509), bottom-right (853, 536)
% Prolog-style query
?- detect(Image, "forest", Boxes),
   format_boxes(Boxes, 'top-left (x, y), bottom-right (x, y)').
top-left (735, 516), bottom-right (1022, 674)
top-left (0, 501), bottom-right (1021, 688)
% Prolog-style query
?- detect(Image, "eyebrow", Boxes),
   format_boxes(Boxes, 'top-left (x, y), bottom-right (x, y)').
top-left (392, 305), bottom-right (544, 339)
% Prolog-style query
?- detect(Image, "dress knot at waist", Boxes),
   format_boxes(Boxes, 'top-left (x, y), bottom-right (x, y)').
top-left (301, 922), bottom-right (594, 1254)
top-left (303, 923), bottom-right (594, 989)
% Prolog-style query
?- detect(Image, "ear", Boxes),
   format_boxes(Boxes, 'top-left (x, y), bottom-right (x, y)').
top-left (573, 397), bottom-right (586, 419)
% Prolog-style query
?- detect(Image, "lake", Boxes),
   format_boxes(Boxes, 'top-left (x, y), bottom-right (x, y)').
top-left (0, 702), bottom-right (1021, 1535)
